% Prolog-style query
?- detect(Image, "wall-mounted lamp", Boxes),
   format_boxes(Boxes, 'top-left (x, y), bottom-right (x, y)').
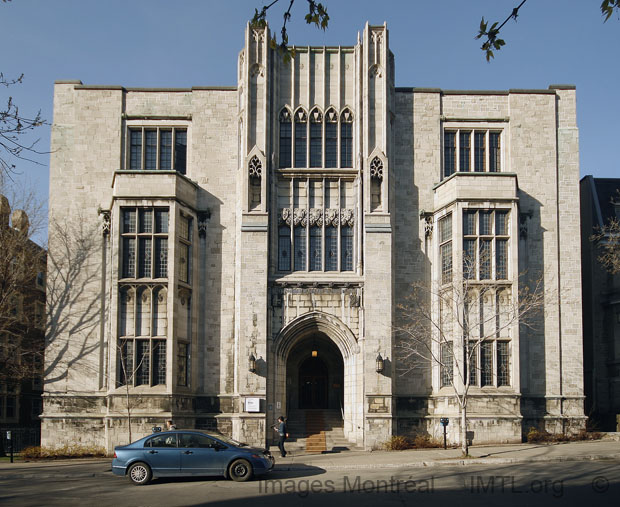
top-left (249, 353), bottom-right (256, 373)
top-left (376, 353), bottom-right (384, 373)
top-left (312, 349), bottom-right (318, 358)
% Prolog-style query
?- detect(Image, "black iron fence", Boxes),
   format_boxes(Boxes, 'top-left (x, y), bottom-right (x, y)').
top-left (0, 426), bottom-right (41, 454)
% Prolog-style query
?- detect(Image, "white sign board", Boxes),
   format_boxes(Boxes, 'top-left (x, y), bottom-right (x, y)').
top-left (245, 397), bottom-right (261, 413)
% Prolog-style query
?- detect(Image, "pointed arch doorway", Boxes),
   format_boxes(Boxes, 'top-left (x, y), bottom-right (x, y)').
top-left (271, 311), bottom-right (363, 447)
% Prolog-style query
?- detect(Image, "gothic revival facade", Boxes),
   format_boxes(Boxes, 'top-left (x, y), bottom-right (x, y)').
top-left (42, 23), bottom-right (585, 452)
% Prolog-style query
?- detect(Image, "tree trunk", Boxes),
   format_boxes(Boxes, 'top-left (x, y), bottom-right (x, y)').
top-left (126, 384), bottom-right (132, 444)
top-left (461, 402), bottom-right (468, 456)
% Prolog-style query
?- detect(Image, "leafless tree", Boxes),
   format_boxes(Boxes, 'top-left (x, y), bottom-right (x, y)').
top-left (0, 184), bottom-right (46, 386)
top-left (116, 340), bottom-right (149, 444)
top-left (591, 212), bottom-right (620, 275)
top-left (396, 254), bottom-right (545, 456)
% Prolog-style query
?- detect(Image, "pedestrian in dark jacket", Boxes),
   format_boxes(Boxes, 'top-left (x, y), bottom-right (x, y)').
top-left (273, 416), bottom-right (288, 457)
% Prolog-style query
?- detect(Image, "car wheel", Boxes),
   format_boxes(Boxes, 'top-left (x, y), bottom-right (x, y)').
top-left (127, 462), bottom-right (152, 486)
top-left (229, 459), bottom-right (253, 482)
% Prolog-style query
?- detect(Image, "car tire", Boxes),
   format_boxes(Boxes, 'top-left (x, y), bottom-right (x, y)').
top-left (127, 462), bottom-right (152, 486)
top-left (228, 459), bottom-right (253, 482)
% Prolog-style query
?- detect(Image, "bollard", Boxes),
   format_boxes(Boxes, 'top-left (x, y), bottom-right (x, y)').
top-left (440, 418), bottom-right (449, 450)
top-left (6, 431), bottom-right (13, 463)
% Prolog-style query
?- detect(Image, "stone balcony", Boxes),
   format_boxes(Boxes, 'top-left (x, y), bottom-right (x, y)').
top-left (111, 170), bottom-right (199, 208)
top-left (433, 172), bottom-right (519, 211)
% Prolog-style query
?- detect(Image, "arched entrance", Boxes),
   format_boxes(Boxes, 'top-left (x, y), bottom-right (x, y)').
top-left (271, 311), bottom-right (363, 447)
top-left (286, 334), bottom-right (344, 410)
top-left (299, 357), bottom-right (328, 409)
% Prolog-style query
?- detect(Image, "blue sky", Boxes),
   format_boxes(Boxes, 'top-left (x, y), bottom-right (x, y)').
top-left (3, 0), bottom-right (619, 242)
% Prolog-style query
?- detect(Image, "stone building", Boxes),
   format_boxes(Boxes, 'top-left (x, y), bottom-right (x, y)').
top-left (581, 176), bottom-right (620, 430)
top-left (0, 196), bottom-right (45, 451)
top-left (42, 23), bottom-right (585, 452)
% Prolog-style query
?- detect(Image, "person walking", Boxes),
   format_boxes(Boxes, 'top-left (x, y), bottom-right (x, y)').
top-left (166, 419), bottom-right (177, 430)
top-left (273, 416), bottom-right (288, 458)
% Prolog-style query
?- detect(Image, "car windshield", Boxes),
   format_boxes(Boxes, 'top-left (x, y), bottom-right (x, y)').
top-left (208, 433), bottom-right (246, 447)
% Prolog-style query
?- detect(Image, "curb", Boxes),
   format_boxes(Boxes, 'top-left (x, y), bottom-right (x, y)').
top-left (3, 453), bottom-right (620, 479)
top-left (274, 453), bottom-right (620, 471)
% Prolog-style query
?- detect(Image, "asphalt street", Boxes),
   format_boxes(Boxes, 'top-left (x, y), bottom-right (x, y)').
top-left (1, 459), bottom-right (619, 506)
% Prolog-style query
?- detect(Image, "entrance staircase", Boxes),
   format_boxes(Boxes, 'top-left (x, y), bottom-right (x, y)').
top-left (270, 409), bottom-right (361, 454)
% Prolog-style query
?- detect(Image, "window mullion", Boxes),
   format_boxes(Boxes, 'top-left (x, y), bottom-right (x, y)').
top-left (485, 131), bottom-right (490, 174)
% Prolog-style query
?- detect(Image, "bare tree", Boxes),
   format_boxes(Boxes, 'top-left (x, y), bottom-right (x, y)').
top-left (591, 212), bottom-right (620, 275)
top-left (396, 254), bottom-right (545, 456)
top-left (116, 340), bottom-right (149, 444)
top-left (0, 185), bottom-right (46, 386)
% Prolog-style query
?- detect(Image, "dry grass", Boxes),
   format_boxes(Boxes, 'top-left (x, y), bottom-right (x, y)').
top-left (526, 427), bottom-right (603, 444)
top-left (384, 434), bottom-right (445, 451)
top-left (21, 444), bottom-right (107, 459)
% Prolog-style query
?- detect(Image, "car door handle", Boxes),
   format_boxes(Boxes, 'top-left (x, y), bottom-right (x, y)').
top-left (184, 451), bottom-right (193, 455)
top-left (148, 450), bottom-right (158, 454)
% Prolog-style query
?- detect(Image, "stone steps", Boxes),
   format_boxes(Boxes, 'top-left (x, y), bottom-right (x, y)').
top-left (269, 409), bottom-right (361, 454)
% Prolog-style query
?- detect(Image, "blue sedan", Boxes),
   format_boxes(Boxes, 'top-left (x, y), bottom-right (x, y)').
top-left (112, 430), bottom-right (275, 485)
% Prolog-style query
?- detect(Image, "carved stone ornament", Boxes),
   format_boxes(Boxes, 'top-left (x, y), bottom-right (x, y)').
top-left (280, 109), bottom-right (292, 122)
top-left (325, 108), bottom-right (338, 123)
top-left (280, 208), bottom-right (292, 226)
top-left (349, 291), bottom-right (360, 308)
top-left (340, 208), bottom-right (355, 227)
top-left (519, 213), bottom-right (528, 240)
top-left (370, 157), bottom-right (384, 181)
top-left (295, 109), bottom-right (308, 123)
top-left (371, 31), bottom-right (384, 44)
top-left (341, 108), bottom-right (353, 123)
top-left (250, 64), bottom-right (264, 78)
top-left (370, 65), bottom-right (383, 78)
top-left (309, 208), bottom-right (323, 227)
top-left (178, 288), bottom-right (191, 306)
top-left (293, 208), bottom-right (307, 227)
top-left (249, 155), bottom-right (262, 179)
top-left (424, 216), bottom-right (433, 238)
top-left (252, 29), bottom-right (265, 43)
top-left (310, 109), bottom-right (323, 123)
top-left (324, 208), bottom-right (339, 227)
top-left (99, 209), bottom-right (111, 236)
top-left (198, 210), bottom-right (210, 238)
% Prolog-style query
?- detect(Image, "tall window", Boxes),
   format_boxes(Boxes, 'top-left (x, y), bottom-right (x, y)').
top-left (294, 226), bottom-right (306, 271)
top-left (340, 109), bottom-right (353, 168)
top-left (439, 214), bottom-right (452, 284)
top-left (309, 109), bottom-right (323, 168)
top-left (279, 107), bottom-right (354, 169)
top-left (468, 339), bottom-right (511, 387)
top-left (325, 227), bottom-right (338, 271)
top-left (444, 132), bottom-right (456, 178)
top-left (459, 131), bottom-right (471, 172)
top-left (121, 208), bottom-right (169, 279)
top-left (278, 225), bottom-right (291, 271)
top-left (118, 286), bottom-right (167, 387)
top-left (474, 131), bottom-right (486, 171)
top-left (442, 129), bottom-right (502, 179)
top-left (127, 127), bottom-right (187, 174)
top-left (325, 109), bottom-right (338, 168)
top-left (279, 109), bottom-right (292, 168)
top-left (309, 226), bottom-right (322, 271)
top-left (294, 109), bottom-right (307, 168)
top-left (178, 214), bottom-right (192, 284)
top-left (462, 209), bottom-right (510, 280)
top-left (440, 341), bottom-right (453, 387)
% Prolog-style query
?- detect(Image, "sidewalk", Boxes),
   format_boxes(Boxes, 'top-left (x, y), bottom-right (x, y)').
top-left (273, 439), bottom-right (620, 471)
top-left (1, 440), bottom-right (619, 478)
